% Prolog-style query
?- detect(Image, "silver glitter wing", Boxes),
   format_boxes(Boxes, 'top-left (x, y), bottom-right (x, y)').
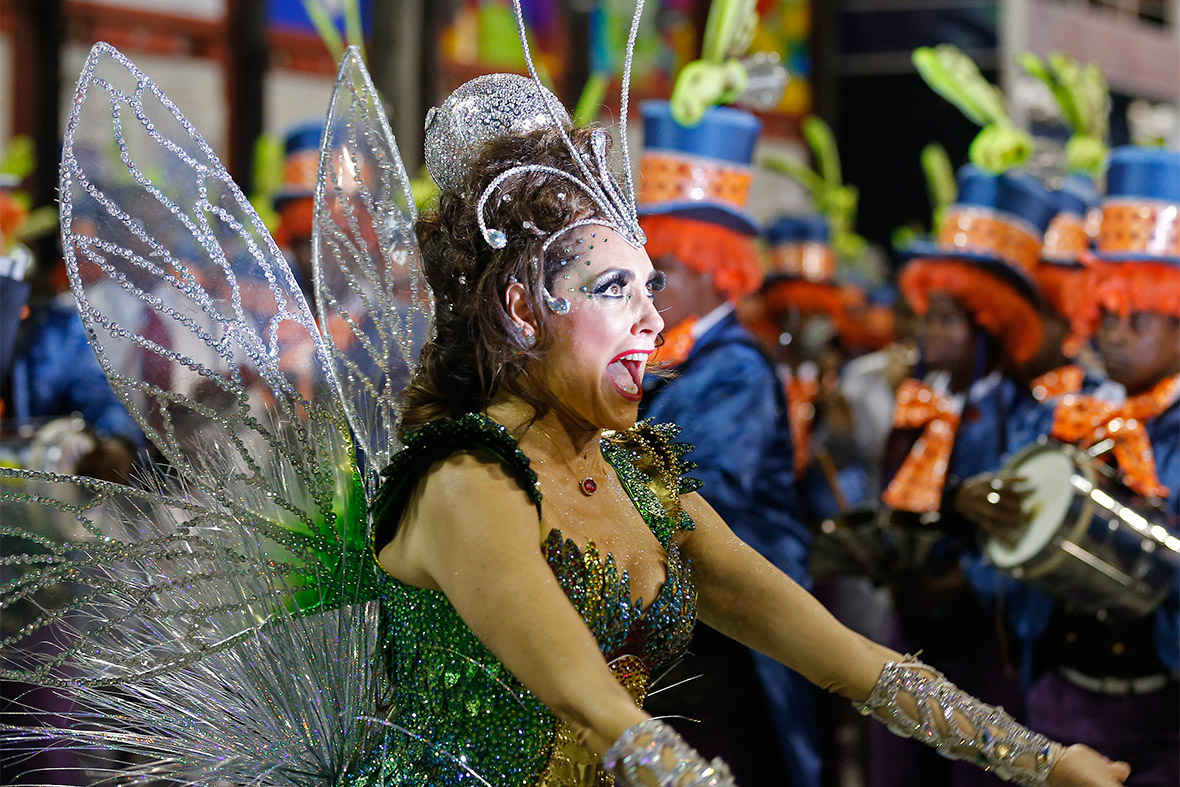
top-left (314, 46), bottom-right (432, 491)
top-left (1, 468), bottom-right (385, 786)
top-left (1, 42), bottom-right (389, 785)
top-left (57, 42), bottom-right (374, 588)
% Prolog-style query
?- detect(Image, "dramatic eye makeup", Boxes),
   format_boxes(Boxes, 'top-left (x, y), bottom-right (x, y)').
top-left (646, 271), bottom-right (667, 295)
top-left (589, 270), bottom-right (633, 298)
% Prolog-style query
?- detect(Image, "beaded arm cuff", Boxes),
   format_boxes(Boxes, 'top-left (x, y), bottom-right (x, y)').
top-left (603, 719), bottom-right (736, 787)
top-left (855, 657), bottom-right (1057, 786)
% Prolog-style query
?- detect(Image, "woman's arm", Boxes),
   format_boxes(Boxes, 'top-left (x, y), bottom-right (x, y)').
top-left (679, 491), bottom-right (892, 702)
top-left (678, 491), bottom-right (1131, 787)
top-left (376, 452), bottom-right (646, 756)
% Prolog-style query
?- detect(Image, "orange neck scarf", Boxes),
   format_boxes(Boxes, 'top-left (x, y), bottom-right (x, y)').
top-left (785, 375), bottom-right (820, 477)
top-left (882, 378), bottom-right (962, 513)
top-left (1051, 375), bottom-right (1179, 499)
top-left (1029, 364), bottom-right (1084, 402)
top-left (651, 316), bottom-right (698, 369)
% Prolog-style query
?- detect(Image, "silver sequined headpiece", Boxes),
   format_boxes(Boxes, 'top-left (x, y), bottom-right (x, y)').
top-left (423, 0), bottom-right (647, 257)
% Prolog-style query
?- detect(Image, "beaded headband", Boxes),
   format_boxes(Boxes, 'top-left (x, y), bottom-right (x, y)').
top-left (423, 0), bottom-right (648, 257)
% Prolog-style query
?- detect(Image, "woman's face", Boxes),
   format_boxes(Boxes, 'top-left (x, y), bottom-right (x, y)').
top-left (536, 227), bottom-right (666, 431)
top-left (918, 291), bottom-right (979, 376)
top-left (1096, 310), bottom-right (1180, 395)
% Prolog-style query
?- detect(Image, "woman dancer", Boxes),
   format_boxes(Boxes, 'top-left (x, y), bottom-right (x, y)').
top-left (0, 27), bottom-right (1131, 787)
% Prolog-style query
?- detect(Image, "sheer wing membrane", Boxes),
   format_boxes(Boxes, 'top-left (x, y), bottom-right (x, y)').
top-left (57, 42), bottom-right (376, 604)
top-left (0, 43), bottom-right (390, 785)
top-left (315, 47), bottom-right (433, 492)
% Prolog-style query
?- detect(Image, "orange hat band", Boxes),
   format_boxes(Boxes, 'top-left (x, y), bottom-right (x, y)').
top-left (1097, 198), bottom-right (1180, 257)
top-left (638, 152), bottom-right (753, 211)
top-left (1042, 212), bottom-right (1089, 262)
top-left (283, 149), bottom-right (319, 195)
top-left (769, 242), bottom-right (837, 283)
top-left (937, 205), bottom-right (1041, 275)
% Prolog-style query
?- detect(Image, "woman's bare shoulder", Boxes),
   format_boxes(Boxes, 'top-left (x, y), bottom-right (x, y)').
top-left (379, 450), bottom-right (542, 585)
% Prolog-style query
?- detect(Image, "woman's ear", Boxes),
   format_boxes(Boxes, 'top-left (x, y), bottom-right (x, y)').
top-left (505, 280), bottom-right (538, 337)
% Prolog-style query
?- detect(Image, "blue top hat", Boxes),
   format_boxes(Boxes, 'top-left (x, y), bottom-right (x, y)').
top-left (906, 164), bottom-right (1059, 302)
top-left (1092, 146), bottom-right (1180, 265)
top-left (766, 214), bottom-right (830, 246)
top-left (1041, 174), bottom-right (1097, 266)
top-left (274, 121), bottom-right (324, 206)
top-left (764, 214), bottom-right (838, 285)
top-left (636, 101), bottom-right (762, 235)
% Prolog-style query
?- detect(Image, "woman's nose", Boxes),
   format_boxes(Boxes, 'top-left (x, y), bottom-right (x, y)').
top-left (635, 294), bottom-right (664, 336)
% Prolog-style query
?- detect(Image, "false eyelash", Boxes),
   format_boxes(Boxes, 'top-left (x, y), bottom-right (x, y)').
top-left (592, 270), bottom-right (631, 295)
top-left (647, 271), bottom-right (667, 293)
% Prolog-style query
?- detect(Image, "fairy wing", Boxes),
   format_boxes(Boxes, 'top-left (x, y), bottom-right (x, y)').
top-left (57, 42), bottom-right (377, 604)
top-left (314, 47), bottom-right (433, 492)
top-left (1, 42), bottom-right (391, 784)
top-left (0, 467), bottom-right (386, 787)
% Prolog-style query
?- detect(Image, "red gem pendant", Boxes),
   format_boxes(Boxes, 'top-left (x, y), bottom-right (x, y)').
top-left (580, 477), bottom-right (597, 495)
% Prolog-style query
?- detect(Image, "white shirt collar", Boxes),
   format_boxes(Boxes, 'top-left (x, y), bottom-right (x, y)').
top-left (691, 302), bottom-right (735, 340)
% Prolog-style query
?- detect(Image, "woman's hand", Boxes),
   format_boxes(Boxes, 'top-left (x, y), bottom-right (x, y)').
top-left (1048, 744), bottom-right (1131, 786)
top-left (953, 471), bottom-right (1031, 545)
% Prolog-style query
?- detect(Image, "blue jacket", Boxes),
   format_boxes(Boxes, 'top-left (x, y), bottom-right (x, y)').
top-left (640, 311), bottom-right (820, 787)
top-left (948, 376), bottom-right (1022, 608)
top-left (8, 297), bottom-right (143, 446)
top-left (641, 312), bottom-right (810, 582)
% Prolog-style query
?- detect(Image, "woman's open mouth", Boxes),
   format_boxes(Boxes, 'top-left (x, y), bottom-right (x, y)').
top-left (606, 350), bottom-right (651, 401)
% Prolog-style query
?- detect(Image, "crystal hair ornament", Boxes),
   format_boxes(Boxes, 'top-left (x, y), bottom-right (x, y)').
top-left (423, 1), bottom-right (649, 256)
top-left (604, 718), bottom-right (737, 786)
top-left (855, 656), bottom-right (1057, 786)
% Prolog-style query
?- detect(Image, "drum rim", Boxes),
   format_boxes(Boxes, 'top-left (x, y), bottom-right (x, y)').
top-left (984, 439), bottom-right (1096, 573)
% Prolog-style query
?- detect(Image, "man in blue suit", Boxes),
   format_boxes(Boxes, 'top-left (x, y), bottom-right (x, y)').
top-left (636, 99), bottom-right (819, 787)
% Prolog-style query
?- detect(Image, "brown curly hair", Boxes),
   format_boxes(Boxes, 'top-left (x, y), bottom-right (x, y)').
top-left (399, 125), bottom-right (621, 435)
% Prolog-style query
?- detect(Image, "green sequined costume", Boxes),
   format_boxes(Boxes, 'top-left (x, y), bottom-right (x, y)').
top-left (350, 413), bottom-right (701, 787)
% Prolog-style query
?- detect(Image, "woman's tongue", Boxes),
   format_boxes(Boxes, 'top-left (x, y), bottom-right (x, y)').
top-left (607, 359), bottom-right (639, 394)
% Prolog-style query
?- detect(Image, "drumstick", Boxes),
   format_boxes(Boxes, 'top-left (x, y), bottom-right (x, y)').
top-left (816, 447), bottom-right (851, 516)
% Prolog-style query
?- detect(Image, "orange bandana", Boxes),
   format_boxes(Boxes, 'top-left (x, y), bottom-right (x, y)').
top-left (1029, 364), bottom-right (1084, 402)
top-left (1051, 375), bottom-right (1179, 499)
top-left (785, 376), bottom-right (820, 477)
top-left (651, 317), bottom-right (698, 369)
top-left (882, 379), bottom-right (962, 513)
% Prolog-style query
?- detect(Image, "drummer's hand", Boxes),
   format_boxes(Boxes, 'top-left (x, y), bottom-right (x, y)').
top-left (1048, 743), bottom-right (1130, 786)
top-left (952, 471), bottom-right (1031, 545)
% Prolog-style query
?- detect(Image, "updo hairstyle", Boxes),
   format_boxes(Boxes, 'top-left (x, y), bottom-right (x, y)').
top-left (400, 125), bottom-right (617, 435)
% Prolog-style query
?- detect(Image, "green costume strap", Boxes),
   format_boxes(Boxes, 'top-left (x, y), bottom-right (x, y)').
top-left (369, 413), bottom-right (544, 554)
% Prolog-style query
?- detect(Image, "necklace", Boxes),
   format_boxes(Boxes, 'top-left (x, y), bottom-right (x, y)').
top-left (535, 425), bottom-right (602, 496)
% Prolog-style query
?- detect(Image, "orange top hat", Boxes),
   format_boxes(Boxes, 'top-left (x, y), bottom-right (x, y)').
top-left (637, 102), bottom-right (765, 301)
top-left (1091, 146), bottom-right (1180, 264)
top-left (906, 165), bottom-right (1059, 302)
top-left (764, 214), bottom-right (838, 285)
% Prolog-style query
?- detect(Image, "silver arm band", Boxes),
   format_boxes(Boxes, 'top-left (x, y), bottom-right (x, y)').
top-left (855, 656), bottom-right (1057, 786)
top-left (603, 718), bottom-right (736, 787)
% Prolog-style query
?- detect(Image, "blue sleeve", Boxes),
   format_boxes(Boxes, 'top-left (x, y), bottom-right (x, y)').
top-left (1149, 406), bottom-right (1180, 670)
top-left (21, 307), bottom-right (144, 447)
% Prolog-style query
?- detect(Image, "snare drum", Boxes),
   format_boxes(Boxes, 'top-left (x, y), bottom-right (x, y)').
top-left (984, 440), bottom-right (1180, 619)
